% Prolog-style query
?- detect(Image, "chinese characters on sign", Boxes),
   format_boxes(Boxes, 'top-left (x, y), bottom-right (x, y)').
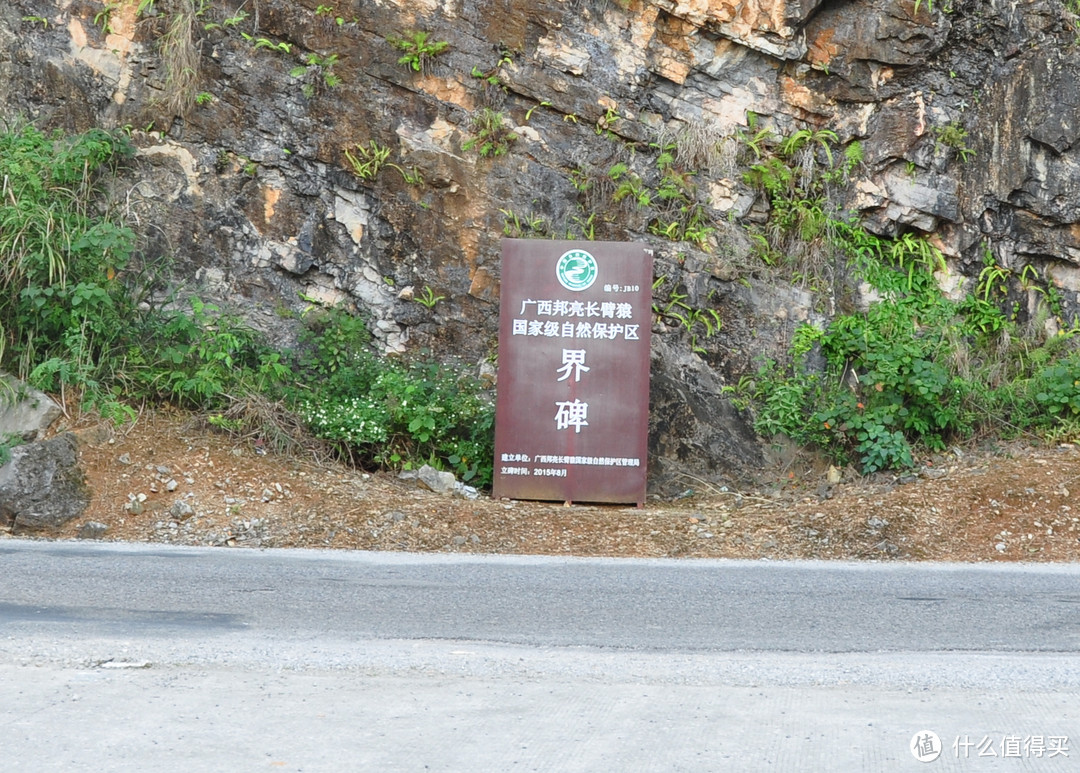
top-left (493, 240), bottom-right (652, 505)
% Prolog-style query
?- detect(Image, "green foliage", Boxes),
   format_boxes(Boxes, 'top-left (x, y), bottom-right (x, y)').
top-left (1067, 0), bottom-right (1080, 43)
top-left (830, 222), bottom-right (947, 297)
top-left (562, 124), bottom-right (725, 247)
top-left (0, 432), bottom-right (23, 467)
top-left (748, 230), bottom-right (1080, 473)
top-left (779, 128), bottom-right (837, 166)
top-left (524, 101), bottom-right (552, 122)
top-left (122, 297), bottom-right (288, 407)
top-left (501, 209), bottom-right (547, 237)
top-left (651, 279), bottom-right (723, 354)
top-left (976, 245), bottom-right (1009, 302)
top-left (750, 363), bottom-right (825, 440)
top-left (292, 309), bottom-right (495, 485)
top-left (243, 35), bottom-right (292, 53)
top-left (0, 123), bottom-right (135, 389)
top-left (934, 122), bottom-right (976, 163)
top-left (392, 164), bottom-right (425, 186)
top-left (413, 286), bottom-right (445, 309)
top-left (678, 113), bottom-right (1076, 473)
top-left (223, 9), bottom-right (249, 27)
top-left (0, 125), bottom-right (291, 420)
top-left (649, 168), bottom-right (715, 249)
top-left (752, 307), bottom-right (954, 473)
top-left (957, 295), bottom-right (1006, 338)
top-left (203, 8), bottom-right (249, 31)
top-left (290, 52), bottom-right (342, 98)
top-left (738, 120), bottom-right (844, 277)
top-left (1033, 353), bottom-right (1080, 420)
top-left (389, 31), bottom-right (449, 73)
top-left (344, 141), bottom-right (423, 186)
top-left (0, 124), bottom-right (496, 488)
top-left (345, 140), bottom-right (391, 181)
top-left (95, 4), bottom-right (118, 33)
top-left (568, 212), bottom-right (598, 240)
top-left (468, 49), bottom-right (514, 102)
top-left (823, 141), bottom-right (863, 183)
top-left (462, 109), bottom-right (517, 157)
top-left (314, 4), bottom-right (346, 24)
top-left (736, 112), bottom-right (774, 160)
top-left (609, 163), bottom-right (651, 208)
top-left (595, 106), bottom-right (622, 138)
top-left (293, 305), bottom-right (372, 382)
top-left (791, 322), bottom-right (824, 359)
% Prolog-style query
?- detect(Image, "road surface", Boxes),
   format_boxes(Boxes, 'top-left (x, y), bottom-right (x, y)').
top-left (2, 539), bottom-right (1078, 771)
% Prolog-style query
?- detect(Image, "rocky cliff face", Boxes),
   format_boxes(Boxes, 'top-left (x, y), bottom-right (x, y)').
top-left (3, 0), bottom-right (1079, 492)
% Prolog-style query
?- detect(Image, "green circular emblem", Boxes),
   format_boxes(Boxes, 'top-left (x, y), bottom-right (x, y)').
top-left (556, 249), bottom-right (598, 292)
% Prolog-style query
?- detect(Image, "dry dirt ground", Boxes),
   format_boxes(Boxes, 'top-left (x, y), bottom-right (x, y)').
top-left (27, 410), bottom-right (1080, 562)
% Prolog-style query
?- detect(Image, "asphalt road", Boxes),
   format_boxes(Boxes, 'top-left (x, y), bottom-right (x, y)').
top-left (3, 540), bottom-right (1079, 771)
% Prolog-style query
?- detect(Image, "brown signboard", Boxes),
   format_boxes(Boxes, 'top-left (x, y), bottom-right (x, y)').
top-left (493, 239), bottom-right (653, 505)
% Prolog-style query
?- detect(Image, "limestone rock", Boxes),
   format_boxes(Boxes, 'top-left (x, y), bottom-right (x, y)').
top-left (77, 521), bottom-right (110, 540)
top-left (170, 500), bottom-right (195, 520)
top-left (416, 465), bottom-right (458, 495)
top-left (0, 374), bottom-right (62, 442)
top-left (0, 434), bottom-right (90, 531)
top-left (648, 338), bottom-right (763, 497)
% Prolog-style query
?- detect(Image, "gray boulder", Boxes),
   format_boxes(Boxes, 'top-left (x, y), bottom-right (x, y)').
top-left (416, 464), bottom-right (459, 495)
top-left (76, 521), bottom-right (110, 540)
top-left (0, 434), bottom-right (90, 531)
top-left (0, 373), bottom-right (62, 442)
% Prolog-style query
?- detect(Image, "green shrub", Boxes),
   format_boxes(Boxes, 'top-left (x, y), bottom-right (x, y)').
top-left (298, 394), bottom-right (391, 446)
top-left (748, 223), bottom-right (1080, 473)
top-left (124, 297), bottom-right (289, 407)
top-left (1033, 353), bottom-right (1080, 421)
top-left (0, 122), bottom-right (136, 404)
top-left (290, 309), bottom-right (495, 485)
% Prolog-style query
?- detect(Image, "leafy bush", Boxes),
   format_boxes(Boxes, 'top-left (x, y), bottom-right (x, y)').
top-left (0, 122), bottom-right (136, 403)
top-left (291, 308), bottom-right (495, 485)
top-left (749, 225), bottom-right (1078, 473)
top-left (124, 297), bottom-right (291, 407)
top-left (1033, 353), bottom-right (1080, 421)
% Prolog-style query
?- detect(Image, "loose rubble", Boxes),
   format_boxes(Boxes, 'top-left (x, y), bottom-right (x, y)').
top-left (8, 412), bottom-right (1077, 563)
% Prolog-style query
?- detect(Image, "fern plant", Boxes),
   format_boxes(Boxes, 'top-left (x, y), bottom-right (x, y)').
top-left (462, 109), bottom-right (517, 157)
top-left (389, 31), bottom-right (448, 74)
top-left (290, 53), bottom-right (342, 98)
top-left (345, 141), bottom-right (391, 181)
